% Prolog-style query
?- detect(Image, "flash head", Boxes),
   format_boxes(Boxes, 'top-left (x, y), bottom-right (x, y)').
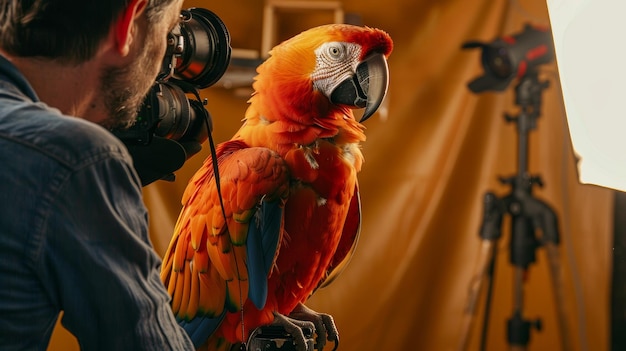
top-left (463, 24), bottom-right (554, 93)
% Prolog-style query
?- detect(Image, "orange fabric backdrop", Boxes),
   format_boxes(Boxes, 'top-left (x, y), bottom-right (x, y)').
top-left (48, 0), bottom-right (613, 350)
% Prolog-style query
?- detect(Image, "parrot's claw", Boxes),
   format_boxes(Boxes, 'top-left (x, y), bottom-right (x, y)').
top-left (271, 312), bottom-right (316, 351)
top-left (288, 303), bottom-right (339, 351)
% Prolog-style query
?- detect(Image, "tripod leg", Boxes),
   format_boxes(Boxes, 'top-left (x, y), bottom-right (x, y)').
top-left (545, 242), bottom-right (573, 351)
top-left (457, 239), bottom-right (497, 351)
top-left (507, 214), bottom-right (540, 351)
top-left (510, 267), bottom-right (528, 351)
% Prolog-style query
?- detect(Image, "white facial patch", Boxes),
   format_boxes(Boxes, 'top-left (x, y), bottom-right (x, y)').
top-left (311, 42), bottom-right (362, 95)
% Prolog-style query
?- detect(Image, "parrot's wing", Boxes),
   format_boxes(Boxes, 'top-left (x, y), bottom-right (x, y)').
top-left (317, 183), bottom-right (362, 289)
top-left (161, 140), bottom-right (290, 347)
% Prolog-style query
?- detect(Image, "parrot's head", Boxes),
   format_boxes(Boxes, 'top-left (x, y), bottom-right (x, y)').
top-left (255, 24), bottom-right (393, 124)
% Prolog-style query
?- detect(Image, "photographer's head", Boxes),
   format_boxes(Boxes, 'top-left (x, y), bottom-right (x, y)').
top-left (0, 0), bottom-right (183, 128)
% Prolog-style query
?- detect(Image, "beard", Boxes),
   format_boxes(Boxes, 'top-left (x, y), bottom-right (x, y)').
top-left (100, 28), bottom-right (164, 130)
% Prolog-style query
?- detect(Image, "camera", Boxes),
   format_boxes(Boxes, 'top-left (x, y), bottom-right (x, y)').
top-left (112, 7), bottom-right (231, 146)
top-left (462, 24), bottom-right (554, 93)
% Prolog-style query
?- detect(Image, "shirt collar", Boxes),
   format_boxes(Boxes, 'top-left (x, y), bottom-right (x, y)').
top-left (0, 54), bottom-right (39, 102)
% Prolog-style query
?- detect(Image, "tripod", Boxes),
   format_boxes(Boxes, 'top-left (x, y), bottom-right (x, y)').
top-left (457, 70), bottom-right (572, 351)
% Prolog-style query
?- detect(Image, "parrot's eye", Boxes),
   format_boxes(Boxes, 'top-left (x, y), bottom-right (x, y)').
top-left (324, 43), bottom-right (346, 60)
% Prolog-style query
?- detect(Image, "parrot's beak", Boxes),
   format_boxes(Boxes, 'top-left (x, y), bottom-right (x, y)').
top-left (330, 53), bottom-right (389, 122)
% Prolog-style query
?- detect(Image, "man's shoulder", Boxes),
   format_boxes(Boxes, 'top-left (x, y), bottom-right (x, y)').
top-left (0, 100), bottom-right (131, 170)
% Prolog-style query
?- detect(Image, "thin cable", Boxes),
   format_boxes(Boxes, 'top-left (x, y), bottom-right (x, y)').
top-left (233, 241), bottom-right (246, 350)
top-left (196, 92), bottom-right (247, 349)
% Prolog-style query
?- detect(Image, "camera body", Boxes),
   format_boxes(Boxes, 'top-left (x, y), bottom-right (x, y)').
top-left (112, 8), bottom-right (231, 146)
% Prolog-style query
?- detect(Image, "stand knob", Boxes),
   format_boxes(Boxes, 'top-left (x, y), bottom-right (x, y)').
top-left (504, 112), bottom-right (517, 123)
top-left (530, 175), bottom-right (543, 187)
top-left (507, 313), bottom-right (542, 346)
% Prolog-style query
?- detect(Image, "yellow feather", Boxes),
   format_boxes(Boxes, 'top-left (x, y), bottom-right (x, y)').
top-left (206, 239), bottom-right (231, 280)
top-left (228, 220), bottom-right (248, 245)
top-left (172, 208), bottom-right (189, 235)
top-left (211, 205), bottom-right (226, 236)
top-left (170, 268), bottom-right (185, 314)
top-left (190, 214), bottom-right (206, 250)
top-left (184, 265), bottom-right (200, 320)
top-left (198, 266), bottom-right (226, 317)
top-left (193, 249), bottom-right (210, 273)
top-left (166, 269), bottom-right (176, 297)
top-left (226, 277), bottom-right (249, 311)
top-left (217, 234), bottom-right (250, 281)
top-left (232, 208), bottom-right (254, 223)
top-left (160, 247), bottom-right (174, 283)
top-left (177, 263), bottom-right (192, 317)
top-left (172, 235), bottom-right (187, 272)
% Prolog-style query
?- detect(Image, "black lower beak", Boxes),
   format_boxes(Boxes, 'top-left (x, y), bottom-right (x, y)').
top-left (330, 53), bottom-right (389, 122)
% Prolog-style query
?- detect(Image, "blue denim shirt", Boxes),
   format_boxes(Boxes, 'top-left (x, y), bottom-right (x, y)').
top-left (0, 55), bottom-right (193, 350)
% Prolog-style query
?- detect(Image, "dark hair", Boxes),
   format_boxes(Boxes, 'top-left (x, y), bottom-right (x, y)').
top-left (0, 0), bottom-right (174, 63)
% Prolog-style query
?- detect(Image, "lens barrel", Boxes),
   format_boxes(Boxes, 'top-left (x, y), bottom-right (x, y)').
top-left (174, 8), bottom-right (232, 89)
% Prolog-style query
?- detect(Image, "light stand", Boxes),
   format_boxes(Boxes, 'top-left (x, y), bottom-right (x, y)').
top-left (457, 69), bottom-right (572, 351)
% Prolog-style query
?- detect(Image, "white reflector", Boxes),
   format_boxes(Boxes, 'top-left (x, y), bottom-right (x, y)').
top-left (547, 0), bottom-right (626, 191)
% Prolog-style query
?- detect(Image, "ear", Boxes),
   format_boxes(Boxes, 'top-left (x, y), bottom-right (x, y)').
top-left (114, 0), bottom-right (148, 56)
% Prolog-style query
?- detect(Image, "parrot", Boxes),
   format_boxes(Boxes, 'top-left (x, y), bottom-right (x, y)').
top-left (160, 23), bottom-right (393, 351)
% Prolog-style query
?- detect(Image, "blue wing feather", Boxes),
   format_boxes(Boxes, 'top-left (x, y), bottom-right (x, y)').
top-left (246, 199), bottom-right (283, 309)
top-left (178, 309), bottom-right (226, 349)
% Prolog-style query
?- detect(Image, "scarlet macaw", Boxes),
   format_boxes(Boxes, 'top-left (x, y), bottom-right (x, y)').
top-left (160, 23), bottom-right (393, 351)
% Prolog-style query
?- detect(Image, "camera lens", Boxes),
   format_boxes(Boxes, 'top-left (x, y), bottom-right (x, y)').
top-left (153, 82), bottom-right (209, 144)
top-left (152, 83), bottom-right (190, 140)
top-left (174, 8), bottom-right (232, 89)
top-left (484, 45), bottom-right (513, 79)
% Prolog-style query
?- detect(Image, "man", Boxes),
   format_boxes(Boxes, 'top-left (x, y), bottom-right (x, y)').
top-left (0, 0), bottom-right (194, 349)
